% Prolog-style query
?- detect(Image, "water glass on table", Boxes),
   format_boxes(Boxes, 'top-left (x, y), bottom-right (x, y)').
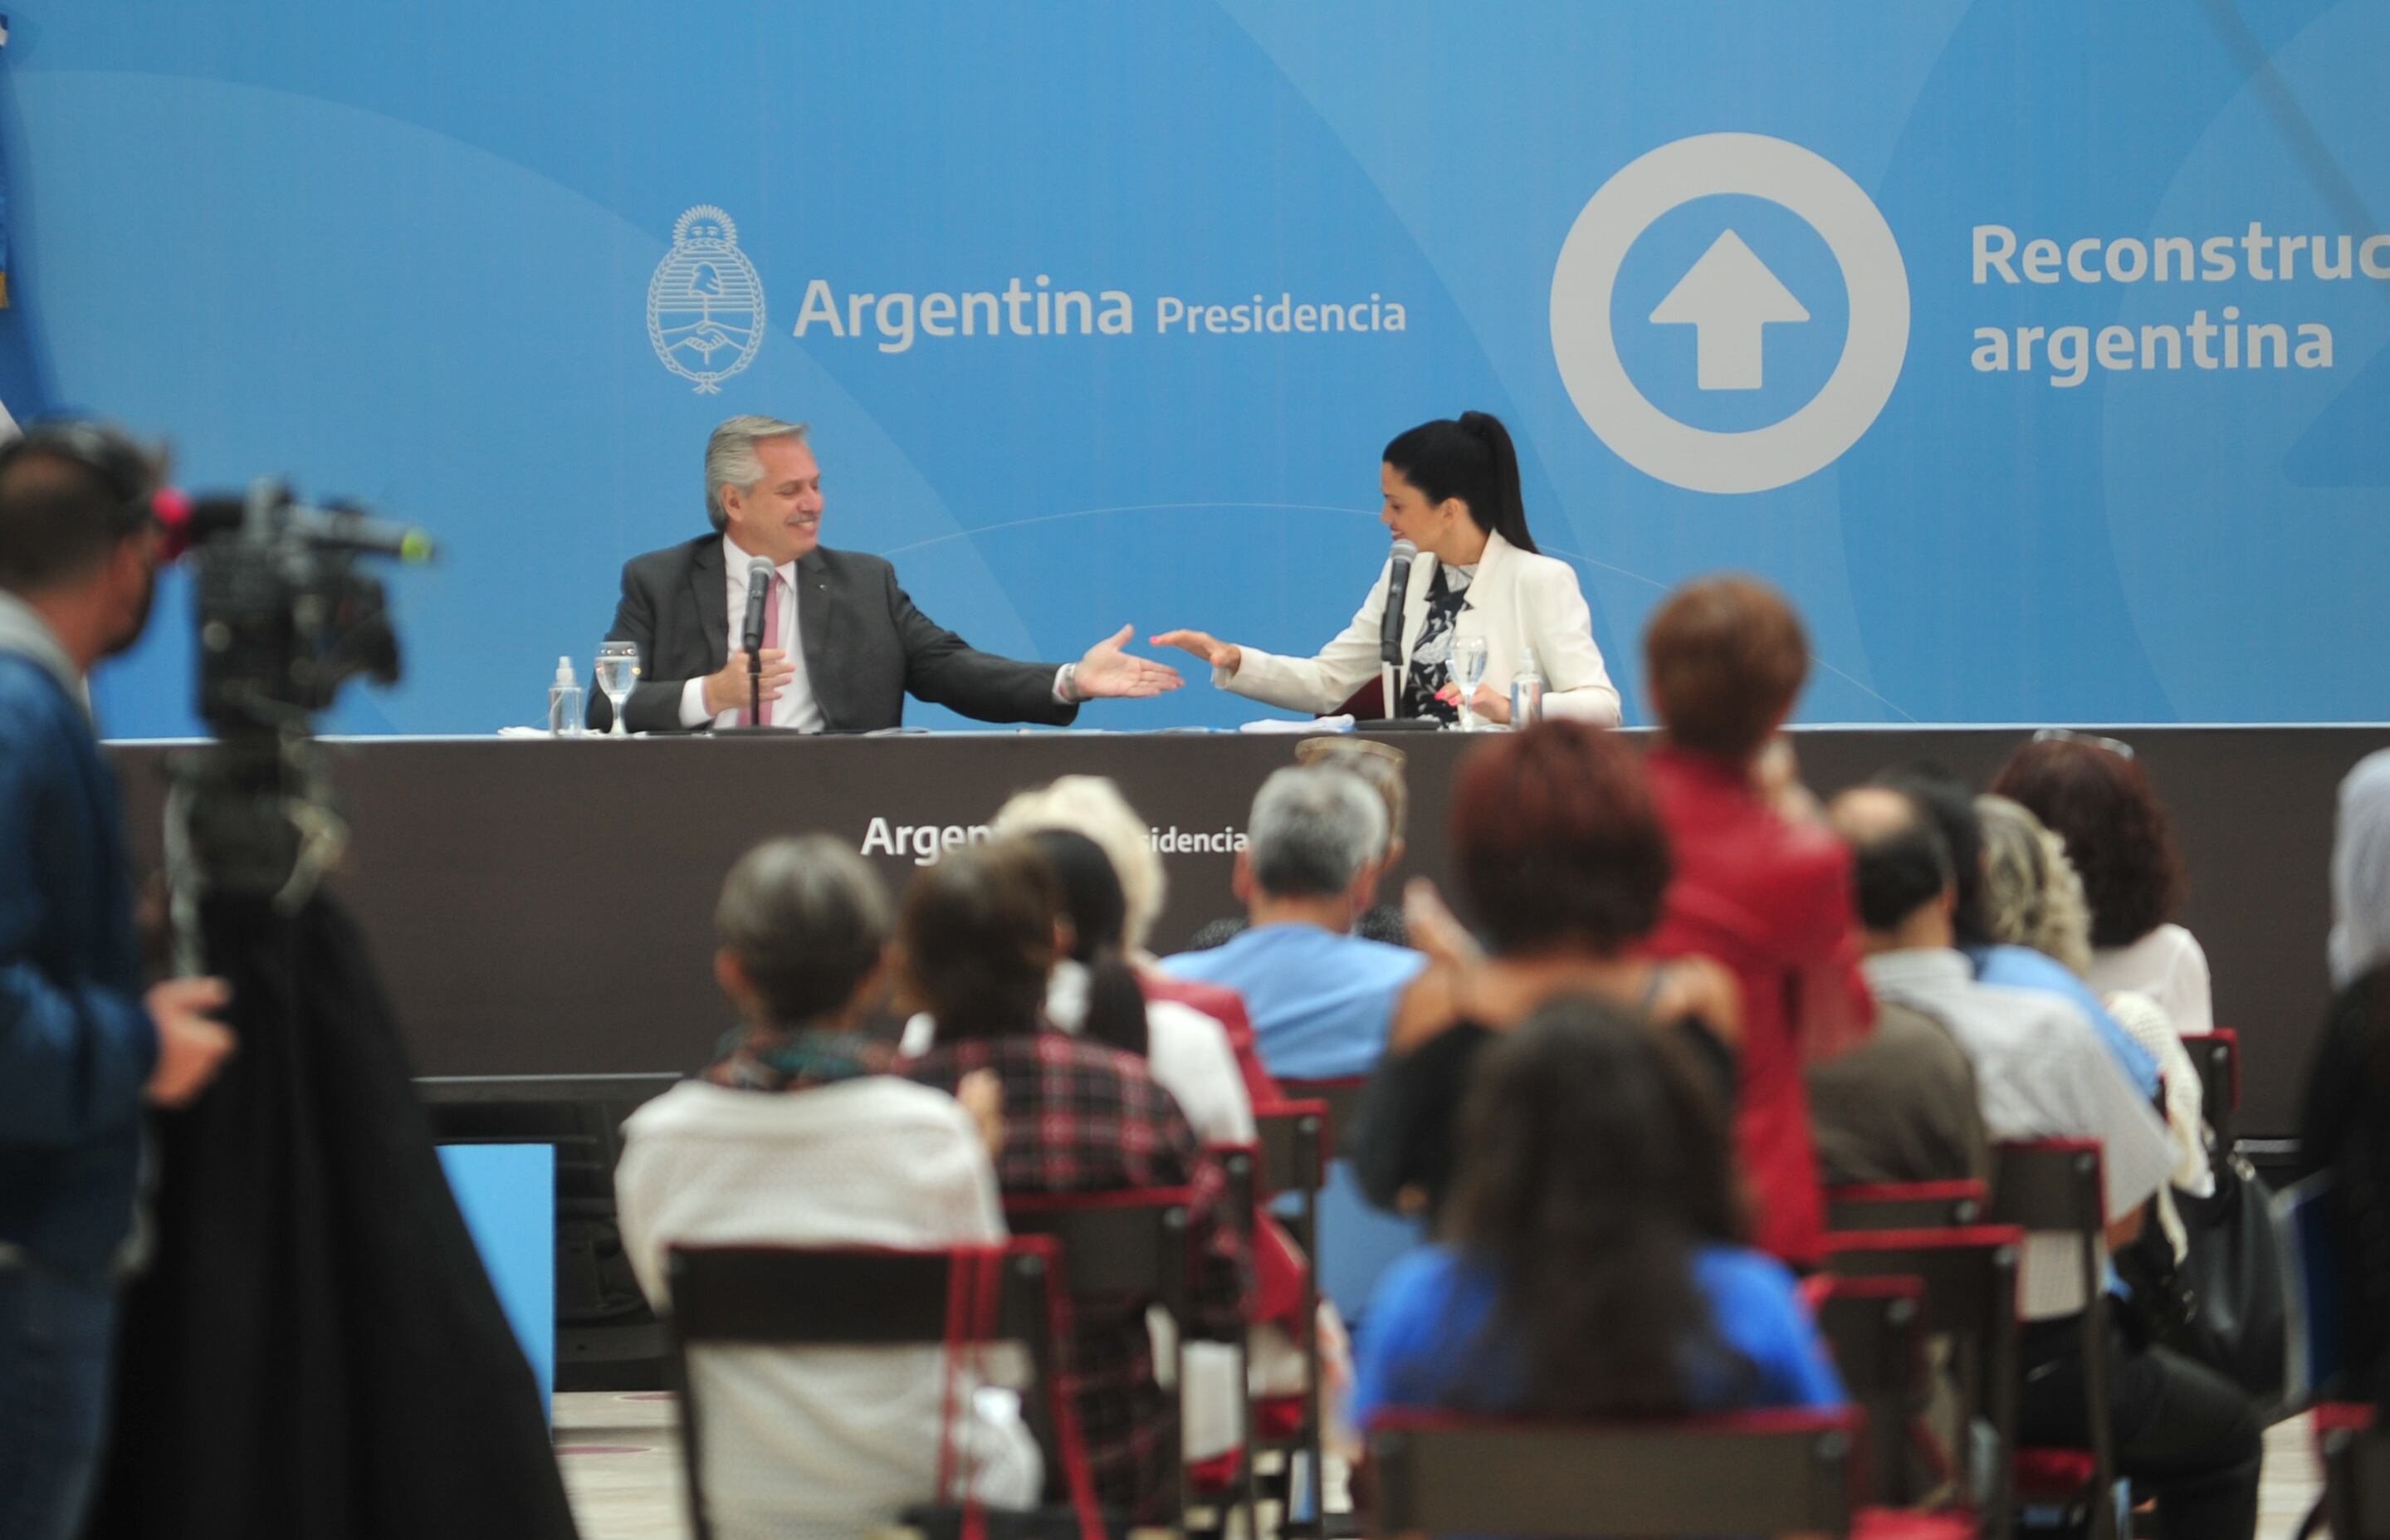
top-left (1452, 635), bottom-right (1490, 731)
top-left (594, 642), bottom-right (640, 737)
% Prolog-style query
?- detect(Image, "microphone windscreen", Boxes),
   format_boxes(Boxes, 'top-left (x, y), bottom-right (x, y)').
top-left (748, 555), bottom-right (778, 580)
top-left (1389, 539), bottom-right (1418, 564)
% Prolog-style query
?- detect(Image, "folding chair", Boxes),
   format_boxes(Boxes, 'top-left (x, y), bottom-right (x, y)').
top-left (1988, 1138), bottom-right (2118, 1540)
top-left (1826, 1180), bottom-right (1989, 1232)
top-left (1369, 1407), bottom-right (1860, 1536)
top-left (1195, 1146), bottom-right (1265, 1540)
top-left (2179, 1030), bottom-right (2240, 1167)
top-left (1274, 1078), bottom-right (1366, 1150)
top-left (1252, 1100), bottom-right (1331, 1533)
top-left (1823, 1224), bottom-right (2023, 1534)
top-left (2320, 1402), bottom-right (2390, 1540)
top-left (1815, 1274), bottom-right (1930, 1506)
top-left (662, 1241), bottom-right (1063, 1540)
top-left (1004, 1186), bottom-right (1198, 1527)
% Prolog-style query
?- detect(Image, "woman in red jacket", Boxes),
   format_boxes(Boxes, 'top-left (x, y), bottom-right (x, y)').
top-left (1640, 576), bottom-right (1874, 1269)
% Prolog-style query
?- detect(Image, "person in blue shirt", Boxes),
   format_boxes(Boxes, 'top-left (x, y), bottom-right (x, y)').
top-left (0, 423), bottom-right (235, 1540)
top-left (1874, 764), bottom-right (2159, 1097)
top-left (1350, 995), bottom-right (1843, 1430)
top-left (1162, 764), bottom-right (1425, 1081)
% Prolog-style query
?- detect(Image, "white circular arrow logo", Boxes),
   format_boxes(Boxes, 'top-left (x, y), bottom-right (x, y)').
top-left (1550, 133), bottom-right (1909, 496)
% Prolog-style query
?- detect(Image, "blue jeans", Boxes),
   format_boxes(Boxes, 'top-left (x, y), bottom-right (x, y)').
top-left (0, 1262), bottom-right (117, 1540)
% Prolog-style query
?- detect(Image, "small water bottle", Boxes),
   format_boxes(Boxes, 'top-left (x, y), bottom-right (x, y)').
top-left (547, 656), bottom-right (584, 736)
top-left (1509, 653), bottom-right (1546, 727)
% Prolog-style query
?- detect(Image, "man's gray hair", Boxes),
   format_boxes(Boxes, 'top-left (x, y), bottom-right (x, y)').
top-left (704, 414), bottom-right (809, 531)
top-left (716, 834), bottom-right (891, 1024)
top-left (1246, 765), bottom-right (1389, 899)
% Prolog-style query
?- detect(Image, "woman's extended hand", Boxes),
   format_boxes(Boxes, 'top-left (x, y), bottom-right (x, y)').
top-left (1433, 682), bottom-right (1511, 725)
top-left (1150, 628), bottom-right (1243, 675)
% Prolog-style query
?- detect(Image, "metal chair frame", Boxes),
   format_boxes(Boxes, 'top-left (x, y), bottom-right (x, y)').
top-left (662, 1240), bottom-right (1063, 1540)
top-left (1368, 1408), bottom-right (1860, 1538)
top-left (1252, 1099), bottom-right (1331, 1535)
top-left (1822, 1222), bottom-right (2024, 1535)
top-left (1989, 1137), bottom-right (2119, 1540)
top-left (1004, 1186), bottom-right (1198, 1528)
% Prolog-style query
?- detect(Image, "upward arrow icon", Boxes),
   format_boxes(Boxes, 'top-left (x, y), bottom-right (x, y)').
top-left (1649, 229), bottom-right (1810, 391)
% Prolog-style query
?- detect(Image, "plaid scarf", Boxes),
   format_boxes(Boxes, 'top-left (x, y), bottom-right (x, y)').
top-left (701, 1022), bottom-right (897, 1093)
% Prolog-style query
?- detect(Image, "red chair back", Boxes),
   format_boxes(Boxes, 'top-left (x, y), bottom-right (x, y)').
top-left (1814, 1274), bottom-right (1928, 1507)
top-left (1823, 1224), bottom-right (2023, 1534)
top-left (1988, 1138), bottom-right (2116, 1539)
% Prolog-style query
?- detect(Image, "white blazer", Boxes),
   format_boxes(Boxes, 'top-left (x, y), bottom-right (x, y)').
top-left (1219, 529), bottom-right (1622, 725)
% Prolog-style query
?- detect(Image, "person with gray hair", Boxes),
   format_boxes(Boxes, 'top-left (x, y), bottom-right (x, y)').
top-left (1162, 765), bottom-right (1425, 1079)
top-left (613, 834), bottom-right (1035, 1540)
top-left (592, 413), bottom-right (1181, 731)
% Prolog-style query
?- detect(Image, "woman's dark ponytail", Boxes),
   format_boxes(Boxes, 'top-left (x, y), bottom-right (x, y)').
top-left (1080, 953), bottom-right (1152, 1061)
top-left (1381, 411), bottom-right (1540, 555)
top-left (1024, 829), bottom-right (1151, 1059)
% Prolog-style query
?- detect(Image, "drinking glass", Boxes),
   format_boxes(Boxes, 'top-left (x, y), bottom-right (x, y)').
top-left (595, 641), bottom-right (641, 737)
top-left (1452, 635), bottom-right (1490, 731)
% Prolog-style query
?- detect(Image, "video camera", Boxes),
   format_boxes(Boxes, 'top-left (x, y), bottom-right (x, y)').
top-left (168, 480), bottom-right (435, 907)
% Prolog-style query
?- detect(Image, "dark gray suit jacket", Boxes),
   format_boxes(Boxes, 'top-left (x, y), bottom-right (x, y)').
top-left (589, 535), bottom-right (1079, 733)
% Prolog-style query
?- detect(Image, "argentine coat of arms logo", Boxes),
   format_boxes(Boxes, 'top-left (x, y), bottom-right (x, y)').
top-left (648, 206), bottom-right (766, 393)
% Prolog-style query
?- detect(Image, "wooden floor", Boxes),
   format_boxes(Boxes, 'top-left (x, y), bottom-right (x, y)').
top-left (554, 1391), bottom-right (2329, 1540)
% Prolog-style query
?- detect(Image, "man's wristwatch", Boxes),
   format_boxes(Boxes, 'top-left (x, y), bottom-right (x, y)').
top-left (1057, 662), bottom-right (1082, 703)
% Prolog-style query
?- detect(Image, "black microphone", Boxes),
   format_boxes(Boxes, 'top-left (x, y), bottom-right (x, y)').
top-left (740, 555), bottom-right (775, 655)
top-left (741, 555), bottom-right (775, 725)
top-left (1379, 539), bottom-right (1416, 668)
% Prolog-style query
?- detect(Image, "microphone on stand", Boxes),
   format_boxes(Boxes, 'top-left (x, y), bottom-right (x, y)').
top-left (1379, 539), bottom-right (1416, 720)
top-left (742, 555), bottom-right (775, 725)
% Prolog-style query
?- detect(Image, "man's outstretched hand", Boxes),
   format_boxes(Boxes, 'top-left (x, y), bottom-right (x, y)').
top-left (1072, 625), bottom-right (1184, 700)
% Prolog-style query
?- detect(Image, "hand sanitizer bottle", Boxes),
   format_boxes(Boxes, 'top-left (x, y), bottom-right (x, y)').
top-left (548, 656), bottom-right (584, 736)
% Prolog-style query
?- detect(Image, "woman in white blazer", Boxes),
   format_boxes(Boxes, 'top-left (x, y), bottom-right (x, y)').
top-left (1156, 412), bottom-right (1621, 726)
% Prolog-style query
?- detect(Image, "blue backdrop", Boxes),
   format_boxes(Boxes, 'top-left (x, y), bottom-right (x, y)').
top-left (7, 1), bottom-right (2385, 734)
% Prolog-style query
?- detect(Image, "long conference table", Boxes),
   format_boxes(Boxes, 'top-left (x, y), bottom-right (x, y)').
top-left (107, 725), bottom-right (2390, 1140)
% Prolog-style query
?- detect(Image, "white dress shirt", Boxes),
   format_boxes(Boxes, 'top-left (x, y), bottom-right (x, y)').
top-left (679, 536), bottom-right (827, 731)
top-left (1219, 528), bottom-right (1622, 725)
top-left (1862, 947), bottom-right (2177, 1320)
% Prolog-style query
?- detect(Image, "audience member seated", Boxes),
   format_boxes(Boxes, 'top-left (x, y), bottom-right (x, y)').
top-left (1161, 765), bottom-right (1425, 1080)
top-left (1978, 792), bottom-right (2214, 1232)
top-left (1029, 828), bottom-right (1254, 1147)
top-left (1875, 763), bottom-right (2162, 1098)
top-left (2299, 749), bottom-right (2390, 1406)
top-left (1995, 734), bottom-right (2217, 1037)
top-left (1026, 826), bottom-right (1358, 1466)
top-left (614, 837), bottom-right (1038, 1540)
top-left (1351, 721), bottom-right (1741, 1225)
top-left (899, 840), bottom-right (1249, 1523)
top-left (989, 774), bottom-right (1282, 1107)
top-left (1833, 787), bottom-right (2261, 1540)
top-left (1194, 739), bottom-right (1416, 952)
top-left (1639, 575), bottom-right (1873, 1267)
top-left (1803, 981), bottom-right (1988, 1188)
top-left (1350, 996), bottom-right (1842, 1435)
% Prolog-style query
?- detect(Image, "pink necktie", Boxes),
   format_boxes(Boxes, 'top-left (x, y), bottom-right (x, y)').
top-left (742, 570), bottom-right (781, 726)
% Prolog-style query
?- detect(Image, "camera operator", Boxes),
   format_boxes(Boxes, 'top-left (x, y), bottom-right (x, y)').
top-left (0, 423), bottom-right (234, 1540)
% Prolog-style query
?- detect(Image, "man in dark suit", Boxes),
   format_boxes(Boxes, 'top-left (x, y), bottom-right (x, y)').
top-left (0, 423), bottom-right (235, 1540)
top-left (592, 415), bottom-right (1181, 732)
